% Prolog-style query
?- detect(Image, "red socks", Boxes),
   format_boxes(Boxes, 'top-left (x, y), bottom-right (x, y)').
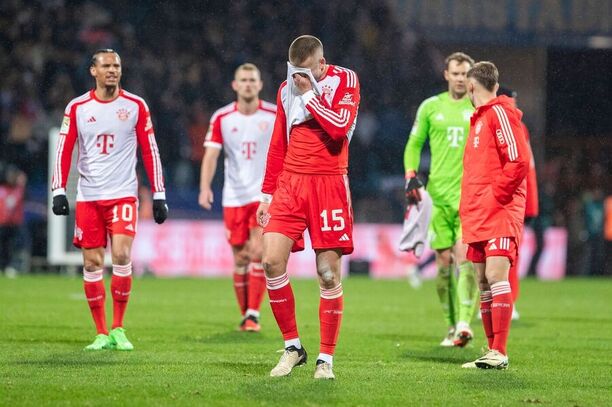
top-left (508, 262), bottom-right (519, 303)
top-left (266, 273), bottom-right (298, 341)
top-left (319, 284), bottom-right (344, 360)
top-left (247, 262), bottom-right (266, 316)
top-left (111, 263), bottom-right (132, 329)
top-left (480, 290), bottom-right (494, 349)
top-left (491, 281), bottom-right (513, 355)
top-left (83, 269), bottom-right (108, 335)
top-left (233, 270), bottom-right (248, 316)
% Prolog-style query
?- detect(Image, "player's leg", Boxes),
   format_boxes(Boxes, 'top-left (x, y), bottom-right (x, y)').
top-left (105, 198), bottom-right (138, 350)
top-left (434, 248), bottom-right (457, 346)
top-left (231, 244), bottom-right (250, 328)
top-left (314, 248), bottom-right (343, 380)
top-left (75, 200), bottom-right (111, 350)
top-left (461, 255), bottom-right (488, 369)
top-left (454, 239), bottom-right (478, 347)
top-left (508, 258), bottom-right (520, 320)
top-left (263, 231), bottom-right (306, 377)
top-left (431, 205), bottom-right (458, 345)
top-left (475, 242), bottom-right (513, 370)
top-left (224, 206), bottom-right (250, 326)
top-left (82, 246), bottom-right (111, 350)
top-left (245, 222), bottom-right (265, 332)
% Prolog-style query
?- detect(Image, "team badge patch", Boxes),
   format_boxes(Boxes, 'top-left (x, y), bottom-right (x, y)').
top-left (475, 121), bottom-right (483, 135)
top-left (116, 108), bottom-right (130, 121)
top-left (258, 121), bottom-right (269, 132)
top-left (60, 116), bottom-right (70, 134)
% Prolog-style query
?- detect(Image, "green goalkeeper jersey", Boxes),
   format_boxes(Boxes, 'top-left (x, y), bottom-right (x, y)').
top-left (403, 92), bottom-right (474, 208)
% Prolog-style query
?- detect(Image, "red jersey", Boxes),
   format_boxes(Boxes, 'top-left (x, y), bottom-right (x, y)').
top-left (262, 65), bottom-right (360, 196)
top-left (51, 89), bottom-right (165, 201)
top-left (460, 95), bottom-right (530, 243)
top-left (522, 124), bottom-right (539, 218)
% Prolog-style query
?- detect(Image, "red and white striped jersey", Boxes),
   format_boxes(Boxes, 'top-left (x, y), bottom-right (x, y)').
top-left (262, 65), bottom-right (360, 196)
top-left (51, 89), bottom-right (165, 202)
top-left (204, 100), bottom-right (276, 207)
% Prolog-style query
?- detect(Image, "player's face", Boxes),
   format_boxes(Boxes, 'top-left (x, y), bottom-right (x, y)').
top-left (232, 70), bottom-right (262, 102)
top-left (444, 60), bottom-right (471, 98)
top-left (90, 53), bottom-right (122, 88)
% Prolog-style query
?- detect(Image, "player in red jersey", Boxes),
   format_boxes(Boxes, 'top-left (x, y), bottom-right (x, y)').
top-left (256, 35), bottom-right (360, 380)
top-left (459, 62), bottom-right (530, 369)
top-left (51, 49), bottom-right (168, 351)
top-left (497, 87), bottom-right (540, 320)
top-left (199, 63), bottom-right (276, 332)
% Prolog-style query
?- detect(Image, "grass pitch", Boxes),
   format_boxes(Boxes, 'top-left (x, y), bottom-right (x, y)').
top-left (1, 275), bottom-right (610, 406)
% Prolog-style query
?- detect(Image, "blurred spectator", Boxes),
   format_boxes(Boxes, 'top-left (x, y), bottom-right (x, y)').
top-left (0, 162), bottom-right (28, 277)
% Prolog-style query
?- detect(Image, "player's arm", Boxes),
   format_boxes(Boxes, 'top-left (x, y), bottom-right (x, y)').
top-left (261, 85), bottom-right (289, 201)
top-left (403, 100), bottom-right (430, 203)
top-left (51, 104), bottom-right (78, 215)
top-left (135, 100), bottom-right (167, 224)
top-left (199, 116), bottom-right (223, 210)
top-left (301, 73), bottom-right (360, 141)
top-left (403, 100), bottom-right (430, 176)
top-left (490, 106), bottom-right (530, 205)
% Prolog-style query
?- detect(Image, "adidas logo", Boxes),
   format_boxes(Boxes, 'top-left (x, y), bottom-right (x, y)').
top-left (87, 116), bottom-right (96, 123)
top-left (339, 233), bottom-right (350, 242)
top-left (125, 224), bottom-right (134, 231)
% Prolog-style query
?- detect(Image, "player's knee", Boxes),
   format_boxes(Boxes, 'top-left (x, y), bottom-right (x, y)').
top-left (83, 262), bottom-right (103, 272)
top-left (112, 251), bottom-right (131, 266)
top-left (317, 265), bottom-right (339, 288)
top-left (262, 255), bottom-right (285, 278)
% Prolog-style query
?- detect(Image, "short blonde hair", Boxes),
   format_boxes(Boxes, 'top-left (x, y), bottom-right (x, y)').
top-left (467, 61), bottom-right (499, 92)
top-left (288, 35), bottom-right (323, 65)
top-left (234, 63), bottom-right (261, 79)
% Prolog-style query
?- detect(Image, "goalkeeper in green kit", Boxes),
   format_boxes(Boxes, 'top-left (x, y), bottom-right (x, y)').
top-left (403, 52), bottom-right (479, 347)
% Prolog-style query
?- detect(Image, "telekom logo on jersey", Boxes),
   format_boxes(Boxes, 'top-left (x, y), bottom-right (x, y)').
top-left (241, 141), bottom-right (256, 160)
top-left (96, 134), bottom-right (115, 154)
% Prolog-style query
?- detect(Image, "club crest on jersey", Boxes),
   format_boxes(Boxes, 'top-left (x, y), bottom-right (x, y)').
top-left (463, 110), bottom-right (472, 121)
top-left (475, 121), bottom-right (483, 135)
top-left (321, 84), bottom-right (333, 104)
top-left (473, 136), bottom-right (480, 149)
top-left (116, 108), bottom-right (130, 121)
top-left (258, 121), bottom-right (269, 132)
top-left (496, 129), bottom-right (505, 145)
top-left (338, 92), bottom-right (355, 106)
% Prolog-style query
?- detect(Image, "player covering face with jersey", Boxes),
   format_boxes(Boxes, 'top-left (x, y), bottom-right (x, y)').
top-left (51, 49), bottom-right (168, 351)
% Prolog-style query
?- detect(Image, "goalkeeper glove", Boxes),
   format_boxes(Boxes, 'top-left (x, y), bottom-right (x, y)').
top-left (153, 199), bottom-right (168, 224)
top-left (52, 194), bottom-right (70, 215)
top-left (404, 171), bottom-right (423, 205)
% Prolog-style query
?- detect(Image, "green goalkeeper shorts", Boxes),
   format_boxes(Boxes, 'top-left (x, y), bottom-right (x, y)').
top-left (429, 204), bottom-right (462, 250)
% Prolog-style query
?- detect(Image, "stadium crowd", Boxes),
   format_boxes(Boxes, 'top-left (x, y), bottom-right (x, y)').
top-left (0, 0), bottom-right (610, 275)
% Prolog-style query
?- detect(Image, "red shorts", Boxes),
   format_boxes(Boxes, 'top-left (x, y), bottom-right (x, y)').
top-left (223, 201), bottom-right (260, 246)
top-left (73, 197), bottom-right (138, 249)
top-left (466, 237), bottom-right (518, 265)
top-left (264, 171), bottom-right (354, 254)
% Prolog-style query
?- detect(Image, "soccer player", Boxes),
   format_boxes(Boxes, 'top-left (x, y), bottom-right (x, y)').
top-left (403, 52), bottom-right (479, 347)
top-left (256, 35), bottom-right (360, 380)
top-left (497, 87), bottom-right (540, 320)
top-left (51, 49), bottom-right (168, 351)
top-left (460, 62), bottom-right (530, 369)
top-left (199, 63), bottom-right (276, 332)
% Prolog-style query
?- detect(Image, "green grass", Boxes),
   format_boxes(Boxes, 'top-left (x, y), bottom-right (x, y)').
top-left (1, 276), bottom-right (611, 406)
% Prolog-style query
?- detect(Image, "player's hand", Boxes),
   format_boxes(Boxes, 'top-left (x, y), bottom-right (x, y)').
top-left (198, 188), bottom-right (213, 210)
top-left (404, 171), bottom-right (424, 205)
top-left (292, 73), bottom-right (313, 94)
top-left (52, 194), bottom-right (70, 216)
top-left (256, 202), bottom-right (270, 227)
top-left (153, 199), bottom-right (168, 224)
